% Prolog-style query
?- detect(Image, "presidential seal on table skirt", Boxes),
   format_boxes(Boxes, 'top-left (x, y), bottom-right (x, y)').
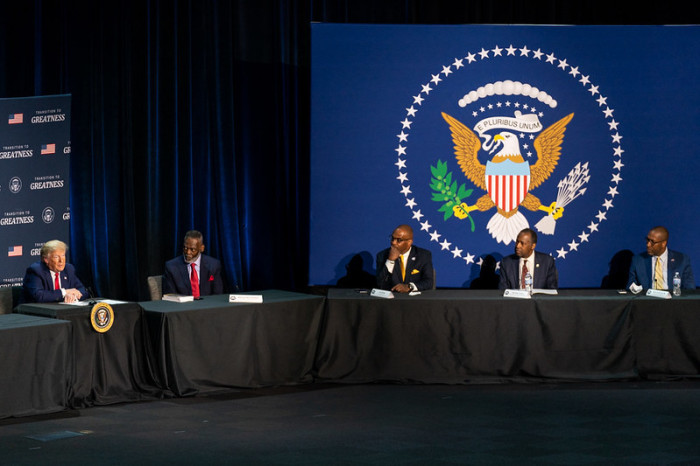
top-left (90, 302), bottom-right (114, 333)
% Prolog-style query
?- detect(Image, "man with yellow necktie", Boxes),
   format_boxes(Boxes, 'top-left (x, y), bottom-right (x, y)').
top-left (627, 226), bottom-right (695, 290)
top-left (376, 224), bottom-right (434, 292)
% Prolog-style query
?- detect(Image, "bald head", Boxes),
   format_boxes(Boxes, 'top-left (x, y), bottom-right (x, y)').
top-left (650, 226), bottom-right (668, 240)
top-left (395, 224), bottom-right (413, 237)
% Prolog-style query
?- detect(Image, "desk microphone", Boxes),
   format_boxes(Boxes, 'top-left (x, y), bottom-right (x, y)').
top-left (86, 286), bottom-right (97, 305)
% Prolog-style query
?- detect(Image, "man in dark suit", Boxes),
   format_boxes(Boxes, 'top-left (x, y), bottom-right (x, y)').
top-left (376, 224), bottom-right (434, 292)
top-left (162, 230), bottom-right (224, 297)
top-left (23, 239), bottom-right (88, 303)
top-left (499, 228), bottom-right (558, 290)
top-left (627, 226), bottom-right (695, 290)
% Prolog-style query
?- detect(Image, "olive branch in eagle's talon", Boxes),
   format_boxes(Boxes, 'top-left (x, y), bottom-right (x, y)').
top-left (429, 160), bottom-right (476, 232)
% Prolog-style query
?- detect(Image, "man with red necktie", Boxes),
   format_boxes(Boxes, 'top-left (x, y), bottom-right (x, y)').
top-left (162, 230), bottom-right (224, 298)
top-left (23, 239), bottom-right (88, 303)
top-left (498, 228), bottom-right (558, 290)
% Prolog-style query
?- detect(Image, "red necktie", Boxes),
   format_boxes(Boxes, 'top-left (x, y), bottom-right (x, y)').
top-left (54, 272), bottom-right (60, 290)
top-left (521, 261), bottom-right (528, 289)
top-left (190, 263), bottom-right (200, 298)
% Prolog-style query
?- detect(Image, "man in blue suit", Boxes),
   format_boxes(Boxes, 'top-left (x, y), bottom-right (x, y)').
top-left (23, 239), bottom-right (88, 303)
top-left (499, 228), bottom-right (558, 290)
top-left (627, 226), bottom-right (695, 290)
top-left (162, 230), bottom-right (224, 297)
top-left (376, 224), bottom-right (434, 292)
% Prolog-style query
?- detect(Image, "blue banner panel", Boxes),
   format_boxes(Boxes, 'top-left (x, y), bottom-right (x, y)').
top-left (0, 95), bottom-right (71, 287)
top-left (310, 24), bottom-right (700, 288)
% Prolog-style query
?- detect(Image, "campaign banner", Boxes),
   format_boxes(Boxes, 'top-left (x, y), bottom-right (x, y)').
top-left (310, 24), bottom-right (700, 288)
top-left (0, 94), bottom-right (71, 287)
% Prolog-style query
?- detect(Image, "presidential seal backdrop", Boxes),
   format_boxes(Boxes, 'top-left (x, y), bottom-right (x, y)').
top-left (396, 44), bottom-right (621, 272)
top-left (311, 24), bottom-right (699, 288)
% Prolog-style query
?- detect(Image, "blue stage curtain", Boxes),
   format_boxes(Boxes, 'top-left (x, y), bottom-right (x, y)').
top-left (0, 1), bottom-right (690, 300)
top-left (0, 1), bottom-right (308, 299)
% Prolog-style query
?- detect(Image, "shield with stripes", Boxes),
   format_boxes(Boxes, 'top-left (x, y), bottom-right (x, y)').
top-left (484, 160), bottom-right (531, 213)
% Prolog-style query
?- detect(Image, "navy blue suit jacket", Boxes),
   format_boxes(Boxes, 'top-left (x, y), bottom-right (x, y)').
top-left (627, 249), bottom-right (695, 290)
top-left (23, 261), bottom-right (88, 303)
top-left (376, 245), bottom-right (434, 291)
top-left (499, 251), bottom-right (558, 290)
top-left (162, 254), bottom-right (224, 296)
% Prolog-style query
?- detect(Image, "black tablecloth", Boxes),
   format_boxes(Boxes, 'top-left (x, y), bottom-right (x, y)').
top-left (315, 289), bottom-right (653, 384)
top-left (631, 291), bottom-right (700, 378)
top-left (140, 290), bottom-right (326, 396)
top-left (17, 301), bottom-right (163, 407)
top-left (8, 288), bottom-right (698, 409)
top-left (0, 314), bottom-right (72, 418)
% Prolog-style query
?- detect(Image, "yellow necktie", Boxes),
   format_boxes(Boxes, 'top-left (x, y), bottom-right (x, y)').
top-left (399, 255), bottom-right (405, 281)
top-left (654, 257), bottom-right (663, 289)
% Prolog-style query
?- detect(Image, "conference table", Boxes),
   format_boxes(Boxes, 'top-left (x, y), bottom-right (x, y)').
top-left (314, 288), bottom-right (700, 384)
top-left (140, 290), bottom-right (325, 396)
top-left (7, 287), bottom-right (699, 416)
top-left (0, 313), bottom-right (72, 418)
top-left (16, 300), bottom-right (163, 408)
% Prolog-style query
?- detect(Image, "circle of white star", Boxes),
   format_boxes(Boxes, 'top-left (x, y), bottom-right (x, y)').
top-left (394, 44), bottom-right (624, 265)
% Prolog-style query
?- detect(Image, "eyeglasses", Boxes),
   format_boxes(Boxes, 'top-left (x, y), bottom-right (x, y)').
top-left (390, 235), bottom-right (412, 244)
top-left (645, 237), bottom-right (665, 245)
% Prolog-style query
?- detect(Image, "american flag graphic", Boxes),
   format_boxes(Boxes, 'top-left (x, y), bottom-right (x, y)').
top-left (486, 174), bottom-right (531, 213)
top-left (8, 245), bottom-right (22, 257)
top-left (8, 113), bottom-right (23, 124)
top-left (41, 143), bottom-right (56, 154)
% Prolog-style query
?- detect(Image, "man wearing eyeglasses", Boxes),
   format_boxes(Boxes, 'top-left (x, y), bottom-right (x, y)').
top-left (162, 230), bottom-right (224, 298)
top-left (627, 226), bottom-right (695, 290)
top-left (376, 224), bottom-right (434, 293)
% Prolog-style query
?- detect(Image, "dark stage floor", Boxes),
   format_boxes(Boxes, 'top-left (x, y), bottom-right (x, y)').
top-left (2, 381), bottom-right (700, 465)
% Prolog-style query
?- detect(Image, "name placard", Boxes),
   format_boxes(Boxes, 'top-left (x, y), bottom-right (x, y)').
top-left (645, 289), bottom-right (671, 299)
top-left (370, 288), bottom-right (394, 299)
top-left (229, 294), bottom-right (264, 303)
top-left (503, 289), bottom-right (531, 299)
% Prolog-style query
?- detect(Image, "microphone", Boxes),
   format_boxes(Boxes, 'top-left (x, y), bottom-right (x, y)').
top-left (86, 286), bottom-right (97, 305)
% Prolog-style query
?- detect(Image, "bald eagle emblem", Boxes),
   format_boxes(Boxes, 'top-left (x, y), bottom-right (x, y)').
top-left (440, 111), bottom-right (577, 244)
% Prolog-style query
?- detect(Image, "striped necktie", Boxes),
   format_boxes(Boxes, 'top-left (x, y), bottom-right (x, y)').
top-left (654, 257), bottom-right (663, 289)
